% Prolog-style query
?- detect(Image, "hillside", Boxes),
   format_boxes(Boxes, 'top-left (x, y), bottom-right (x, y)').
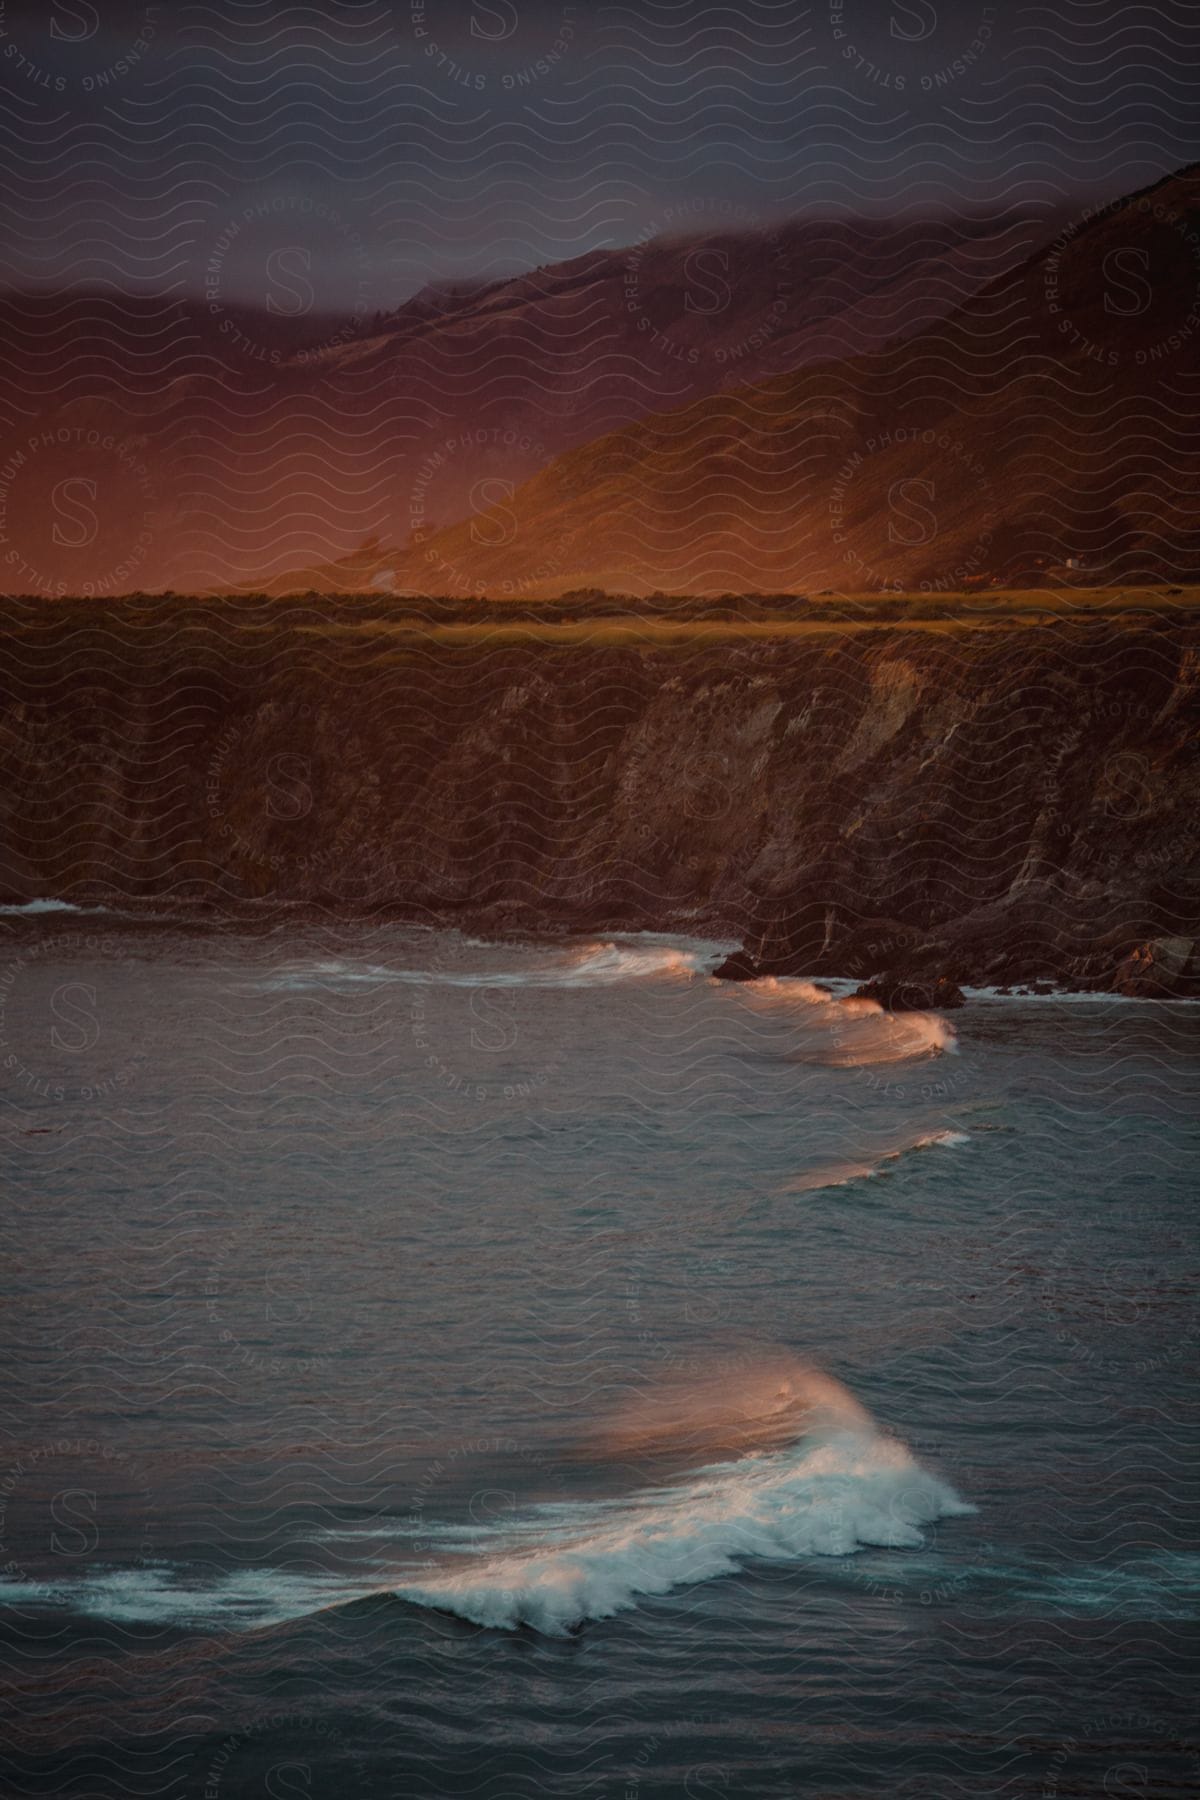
top-left (388, 166), bottom-right (1200, 595)
top-left (0, 212), bottom-right (1053, 595)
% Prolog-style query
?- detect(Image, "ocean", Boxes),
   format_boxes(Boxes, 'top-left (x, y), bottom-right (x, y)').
top-left (1, 917), bottom-right (1197, 1796)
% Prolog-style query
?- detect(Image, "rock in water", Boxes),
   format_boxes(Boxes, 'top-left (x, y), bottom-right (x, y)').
top-left (854, 975), bottom-right (967, 1012)
top-left (710, 951), bottom-right (765, 982)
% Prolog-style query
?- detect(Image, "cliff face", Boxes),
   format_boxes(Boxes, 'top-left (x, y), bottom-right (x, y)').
top-left (1, 600), bottom-right (1197, 994)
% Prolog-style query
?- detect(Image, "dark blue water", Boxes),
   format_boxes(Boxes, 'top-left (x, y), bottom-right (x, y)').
top-left (1, 918), bottom-right (1197, 1796)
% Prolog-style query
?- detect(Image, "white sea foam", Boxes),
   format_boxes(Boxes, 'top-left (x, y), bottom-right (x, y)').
top-left (782, 1127), bottom-right (970, 1194)
top-left (397, 1423), bottom-right (972, 1635)
top-left (258, 939), bottom-right (712, 993)
top-left (0, 1367), bottom-right (973, 1638)
top-left (0, 1563), bottom-right (359, 1628)
top-left (12, 1541), bottom-right (1194, 1634)
top-left (555, 942), bottom-right (709, 984)
top-left (0, 899), bottom-right (86, 915)
top-left (964, 984), bottom-right (1197, 1005)
top-left (735, 976), bottom-right (957, 1064)
top-left (391, 1364), bottom-right (972, 1635)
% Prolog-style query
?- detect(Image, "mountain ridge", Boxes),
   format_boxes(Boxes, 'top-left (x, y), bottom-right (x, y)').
top-left (0, 208), bottom-right (1063, 595)
top-left (372, 164), bottom-right (1200, 597)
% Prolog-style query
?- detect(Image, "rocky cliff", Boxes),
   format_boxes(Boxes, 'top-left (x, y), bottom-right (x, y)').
top-left (1, 596), bottom-right (1197, 994)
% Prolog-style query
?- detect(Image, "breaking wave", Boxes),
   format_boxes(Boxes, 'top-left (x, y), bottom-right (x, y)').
top-left (549, 941), bottom-right (710, 985)
top-left (735, 977), bottom-right (957, 1063)
top-left (0, 1360), bottom-right (973, 1638)
top-left (783, 1128), bottom-right (970, 1194)
top-left (258, 938), bottom-right (714, 992)
top-left (396, 1362), bottom-right (972, 1635)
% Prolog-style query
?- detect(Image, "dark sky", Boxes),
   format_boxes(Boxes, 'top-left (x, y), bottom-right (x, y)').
top-left (2, 0), bottom-right (1199, 307)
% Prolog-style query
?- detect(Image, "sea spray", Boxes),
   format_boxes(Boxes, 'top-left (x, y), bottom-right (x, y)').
top-left (734, 976), bottom-right (958, 1064)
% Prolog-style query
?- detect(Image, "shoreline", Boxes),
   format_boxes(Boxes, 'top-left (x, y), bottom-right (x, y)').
top-left (2, 611), bottom-right (1195, 1002)
top-left (2, 900), bottom-right (1197, 1003)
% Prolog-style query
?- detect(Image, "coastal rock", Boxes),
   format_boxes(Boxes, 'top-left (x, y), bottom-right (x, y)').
top-left (853, 976), bottom-right (967, 1012)
top-left (1113, 936), bottom-right (1199, 999)
top-left (710, 951), bottom-right (764, 982)
top-left (0, 599), bottom-right (1196, 1000)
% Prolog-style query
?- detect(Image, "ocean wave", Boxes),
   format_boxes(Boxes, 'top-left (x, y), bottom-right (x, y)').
top-left (547, 941), bottom-right (710, 985)
top-left (12, 1537), bottom-right (1193, 1635)
top-left (783, 1128), bottom-right (970, 1194)
top-left (257, 939), bottom-right (714, 993)
top-left (396, 1365), bottom-right (972, 1635)
top-left (0, 1562), bottom-right (360, 1630)
top-left (0, 1363), bottom-right (972, 1638)
top-left (735, 977), bottom-right (957, 1064)
top-left (397, 1432), bottom-right (970, 1636)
